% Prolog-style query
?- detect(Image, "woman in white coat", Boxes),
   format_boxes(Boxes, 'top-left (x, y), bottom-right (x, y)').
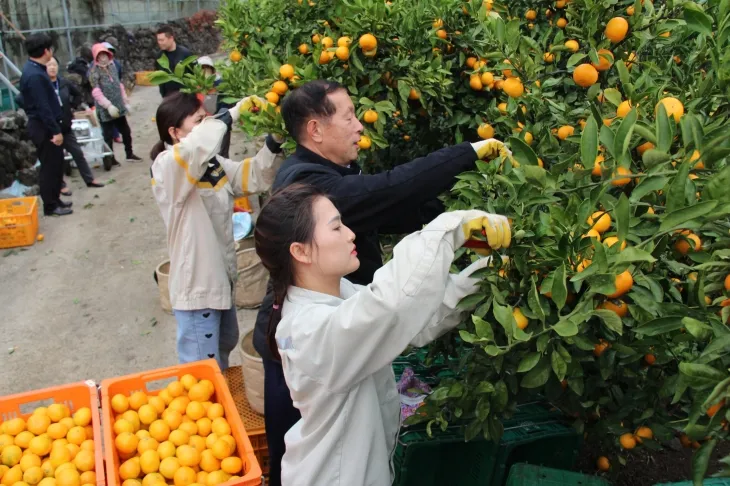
top-left (253, 183), bottom-right (511, 485)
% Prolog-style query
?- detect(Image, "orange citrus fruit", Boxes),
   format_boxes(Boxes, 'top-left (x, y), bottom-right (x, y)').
top-left (607, 270), bottom-right (634, 299)
top-left (606, 17), bottom-right (629, 43)
top-left (573, 64), bottom-right (599, 88)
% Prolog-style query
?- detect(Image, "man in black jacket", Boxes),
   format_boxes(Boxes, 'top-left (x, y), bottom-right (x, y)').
top-left (255, 79), bottom-right (507, 486)
top-left (155, 25), bottom-right (192, 98)
top-left (19, 33), bottom-right (72, 216)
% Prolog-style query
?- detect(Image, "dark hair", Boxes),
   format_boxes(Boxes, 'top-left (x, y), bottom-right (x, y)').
top-left (78, 45), bottom-right (93, 63)
top-left (281, 80), bottom-right (345, 143)
top-left (255, 183), bottom-right (326, 360)
top-left (156, 25), bottom-right (175, 37)
top-left (150, 92), bottom-right (201, 160)
top-left (25, 33), bottom-right (53, 59)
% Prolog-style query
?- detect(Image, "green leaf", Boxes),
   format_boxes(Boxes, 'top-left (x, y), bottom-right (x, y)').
top-left (157, 55), bottom-right (170, 71)
top-left (679, 362), bottom-right (726, 386)
top-left (528, 279), bottom-right (546, 323)
top-left (642, 149), bottom-right (672, 168)
top-left (600, 125), bottom-right (616, 158)
top-left (603, 88), bottom-right (623, 107)
top-left (475, 381), bottom-right (496, 394)
top-left (593, 309), bottom-right (623, 335)
top-left (615, 194), bottom-right (630, 246)
top-left (553, 319), bottom-right (579, 337)
top-left (581, 117), bottom-right (599, 170)
top-left (631, 176), bottom-right (669, 202)
top-left (507, 137), bottom-right (539, 167)
top-left (615, 247), bottom-right (657, 264)
top-left (705, 166), bottom-right (730, 202)
top-left (551, 351), bottom-right (567, 381)
top-left (683, 317), bottom-right (712, 341)
top-left (568, 377), bottom-right (584, 395)
top-left (551, 264), bottom-right (568, 310)
top-left (458, 293), bottom-right (486, 310)
top-left (517, 352), bottom-right (542, 372)
top-left (659, 201), bottom-right (718, 232)
top-left (692, 439), bottom-right (717, 484)
top-left (666, 162), bottom-right (691, 214)
top-left (523, 166), bottom-right (547, 188)
top-left (684, 5), bottom-right (713, 36)
top-left (613, 108), bottom-right (637, 158)
top-left (636, 316), bottom-right (685, 336)
top-left (473, 315), bottom-right (494, 340)
top-left (656, 103), bottom-right (673, 153)
top-left (521, 357), bottom-right (551, 388)
top-left (492, 381), bottom-right (509, 412)
top-left (616, 56), bottom-right (630, 88)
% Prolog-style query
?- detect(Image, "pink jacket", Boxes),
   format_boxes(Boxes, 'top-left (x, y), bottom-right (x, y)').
top-left (90, 43), bottom-right (128, 110)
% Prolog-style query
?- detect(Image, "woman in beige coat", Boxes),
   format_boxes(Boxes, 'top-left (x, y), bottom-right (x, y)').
top-left (150, 91), bottom-right (284, 369)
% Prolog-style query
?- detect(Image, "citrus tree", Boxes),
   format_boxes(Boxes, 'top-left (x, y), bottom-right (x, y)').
top-left (213, 0), bottom-right (730, 479)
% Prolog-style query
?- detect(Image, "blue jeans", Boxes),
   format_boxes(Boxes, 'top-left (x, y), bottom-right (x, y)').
top-left (173, 305), bottom-right (239, 370)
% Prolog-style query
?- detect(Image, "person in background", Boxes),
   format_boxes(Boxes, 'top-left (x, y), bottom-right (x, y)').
top-left (149, 92), bottom-right (285, 370)
top-left (156, 25), bottom-right (192, 98)
top-left (254, 79), bottom-right (513, 486)
top-left (88, 43), bottom-right (141, 166)
top-left (197, 56), bottom-right (232, 158)
top-left (101, 41), bottom-right (124, 144)
top-left (66, 44), bottom-right (94, 106)
top-left (45, 57), bottom-right (105, 188)
top-left (254, 183), bottom-right (508, 485)
top-left (19, 33), bottom-right (72, 216)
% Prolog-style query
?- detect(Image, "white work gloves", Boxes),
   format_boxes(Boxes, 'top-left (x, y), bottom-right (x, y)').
top-left (456, 209), bottom-right (512, 251)
top-left (125, 104), bottom-right (132, 114)
top-left (229, 95), bottom-right (268, 121)
top-left (451, 255), bottom-right (494, 295)
top-left (107, 105), bottom-right (120, 118)
top-left (471, 138), bottom-right (513, 162)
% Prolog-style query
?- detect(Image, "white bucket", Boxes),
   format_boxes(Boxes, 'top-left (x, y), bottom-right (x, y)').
top-left (155, 260), bottom-right (174, 315)
top-left (239, 330), bottom-right (265, 415)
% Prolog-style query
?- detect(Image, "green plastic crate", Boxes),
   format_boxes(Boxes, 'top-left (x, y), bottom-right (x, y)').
top-left (506, 464), bottom-right (611, 486)
top-left (491, 421), bottom-right (583, 486)
top-left (655, 480), bottom-right (730, 486)
top-left (392, 406), bottom-right (569, 486)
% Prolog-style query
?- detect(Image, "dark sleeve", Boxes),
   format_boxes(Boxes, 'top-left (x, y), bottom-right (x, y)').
top-left (299, 143), bottom-right (476, 233)
top-left (378, 198), bottom-right (445, 234)
top-left (67, 82), bottom-right (83, 109)
top-left (27, 75), bottom-right (61, 135)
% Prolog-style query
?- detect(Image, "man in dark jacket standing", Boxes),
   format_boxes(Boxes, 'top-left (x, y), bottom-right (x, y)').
top-left (255, 79), bottom-right (510, 485)
top-left (155, 25), bottom-right (192, 98)
top-left (19, 33), bottom-right (72, 216)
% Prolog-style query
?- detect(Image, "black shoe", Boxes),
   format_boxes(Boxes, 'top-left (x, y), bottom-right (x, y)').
top-left (126, 154), bottom-right (142, 162)
top-left (103, 155), bottom-right (114, 171)
top-left (60, 189), bottom-right (72, 197)
top-left (58, 200), bottom-right (73, 209)
top-left (112, 159), bottom-right (122, 166)
top-left (45, 207), bottom-right (73, 216)
top-left (87, 181), bottom-right (105, 188)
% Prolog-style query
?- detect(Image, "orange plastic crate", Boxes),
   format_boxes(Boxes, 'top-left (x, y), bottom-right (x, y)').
top-left (222, 367), bottom-right (268, 477)
top-left (0, 381), bottom-right (105, 486)
top-left (0, 197), bottom-right (39, 249)
top-left (100, 360), bottom-right (262, 486)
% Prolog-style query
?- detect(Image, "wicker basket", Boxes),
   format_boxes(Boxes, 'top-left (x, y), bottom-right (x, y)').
top-left (234, 248), bottom-right (268, 309)
top-left (239, 330), bottom-right (265, 414)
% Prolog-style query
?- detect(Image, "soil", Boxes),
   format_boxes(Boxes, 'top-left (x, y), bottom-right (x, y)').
top-left (0, 84), bottom-right (263, 395)
top-left (575, 434), bottom-right (730, 485)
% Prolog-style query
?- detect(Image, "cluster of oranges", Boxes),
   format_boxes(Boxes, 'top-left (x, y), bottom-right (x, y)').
top-left (0, 404), bottom-right (96, 486)
top-left (109, 375), bottom-right (242, 486)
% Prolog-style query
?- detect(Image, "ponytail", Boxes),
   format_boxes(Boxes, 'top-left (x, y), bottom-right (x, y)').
top-left (150, 140), bottom-right (166, 161)
top-left (255, 183), bottom-right (326, 361)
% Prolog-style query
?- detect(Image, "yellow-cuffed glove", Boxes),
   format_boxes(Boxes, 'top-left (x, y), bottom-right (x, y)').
top-left (458, 210), bottom-right (512, 250)
top-left (471, 138), bottom-right (514, 163)
top-left (230, 95), bottom-right (269, 120)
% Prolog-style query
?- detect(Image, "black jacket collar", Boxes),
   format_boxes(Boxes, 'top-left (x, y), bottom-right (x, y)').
top-left (294, 145), bottom-right (361, 176)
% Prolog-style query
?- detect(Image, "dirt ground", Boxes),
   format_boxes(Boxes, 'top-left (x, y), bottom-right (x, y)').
top-left (0, 86), bottom-right (262, 395)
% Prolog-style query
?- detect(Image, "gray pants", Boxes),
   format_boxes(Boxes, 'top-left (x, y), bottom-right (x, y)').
top-left (63, 131), bottom-right (96, 185)
top-left (173, 305), bottom-right (240, 370)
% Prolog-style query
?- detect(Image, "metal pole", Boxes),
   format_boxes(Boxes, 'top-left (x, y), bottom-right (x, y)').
top-left (60, 0), bottom-right (73, 61)
top-left (0, 70), bottom-right (20, 95)
top-left (196, 0), bottom-right (200, 12)
top-left (0, 35), bottom-right (16, 110)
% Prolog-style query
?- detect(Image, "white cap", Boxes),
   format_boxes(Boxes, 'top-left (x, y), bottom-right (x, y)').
top-left (197, 56), bottom-right (215, 69)
top-left (102, 41), bottom-right (115, 51)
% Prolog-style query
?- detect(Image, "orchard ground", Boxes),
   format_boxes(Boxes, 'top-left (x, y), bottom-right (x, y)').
top-left (0, 85), bottom-right (261, 395)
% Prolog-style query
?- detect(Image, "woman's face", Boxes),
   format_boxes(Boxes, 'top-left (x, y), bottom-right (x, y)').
top-left (169, 107), bottom-right (206, 142)
top-left (46, 58), bottom-right (58, 79)
top-left (96, 52), bottom-right (110, 67)
top-left (294, 197), bottom-right (359, 280)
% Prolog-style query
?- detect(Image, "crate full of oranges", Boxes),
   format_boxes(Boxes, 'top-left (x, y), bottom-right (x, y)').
top-left (100, 360), bottom-right (261, 486)
top-left (0, 382), bottom-right (105, 486)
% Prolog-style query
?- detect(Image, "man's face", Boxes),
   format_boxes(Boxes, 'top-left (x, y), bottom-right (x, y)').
top-left (314, 90), bottom-right (363, 166)
top-left (156, 33), bottom-right (174, 51)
